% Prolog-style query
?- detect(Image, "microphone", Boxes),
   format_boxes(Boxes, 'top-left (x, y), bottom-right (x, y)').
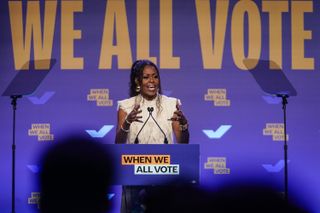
top-left (134, 108), bottom-right (152, 144)
top-left (148, 107), bottom-right (169, 144)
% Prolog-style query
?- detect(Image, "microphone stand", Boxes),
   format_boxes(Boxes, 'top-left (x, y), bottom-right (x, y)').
top-left (134, 111), bottom-right (152, 144)
top-left (10, 95), bottom-right (22, 213)
top-left (277, 94), bottom-right (289, 203)
top-left (134, 107), bottom-right (169, 144)
top-left (149, 111), bottom-right (168, 144)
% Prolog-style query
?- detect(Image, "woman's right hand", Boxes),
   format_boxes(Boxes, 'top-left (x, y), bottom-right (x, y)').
top-left (125, 105), bottom-right (143, 124)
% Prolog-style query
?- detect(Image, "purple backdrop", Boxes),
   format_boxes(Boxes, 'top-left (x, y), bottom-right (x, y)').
top-left (0, 0), bottom-right (319, 212)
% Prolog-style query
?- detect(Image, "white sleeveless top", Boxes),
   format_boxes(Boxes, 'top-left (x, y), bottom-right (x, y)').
top-left (117, 94), bottom-right (180, 144)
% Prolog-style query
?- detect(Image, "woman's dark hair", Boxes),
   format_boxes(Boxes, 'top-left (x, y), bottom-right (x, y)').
top-left (129, 60), bottom-right (162, 97)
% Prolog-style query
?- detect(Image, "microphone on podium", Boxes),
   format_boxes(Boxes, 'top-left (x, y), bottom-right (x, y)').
top-left (134, 107), bottom-right (168, 144)
top-left (134, 108), bottom-right (152, 144)
top-left (148, 107), bottom-right (169, 144)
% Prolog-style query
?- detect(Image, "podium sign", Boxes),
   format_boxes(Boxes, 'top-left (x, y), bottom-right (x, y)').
top-left (106, 144), bottom-right (199, 185)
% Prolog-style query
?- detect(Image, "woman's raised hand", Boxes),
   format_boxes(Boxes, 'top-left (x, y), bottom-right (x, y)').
top-left (170, 103), bottom-right (188, 125)
top-left (126, 105), bottom-right (143, 124)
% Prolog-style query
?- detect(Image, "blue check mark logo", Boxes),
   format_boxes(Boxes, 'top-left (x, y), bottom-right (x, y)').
top-left (202, 125), bottom-right (232, 139)
top-left (27, 165), bottom-right (40, 173)
top-left (86, 125), bottom-right (114, 138)
top-left (107, 193), bottom-right (115, 200)
top-left (262, 160), bottom-right (290, 173)
top-left (28, 91), bottom-right (55, 104)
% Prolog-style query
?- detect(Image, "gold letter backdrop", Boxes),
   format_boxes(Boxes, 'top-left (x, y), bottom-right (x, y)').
top-left (0, 1), bottom-right (318, 212)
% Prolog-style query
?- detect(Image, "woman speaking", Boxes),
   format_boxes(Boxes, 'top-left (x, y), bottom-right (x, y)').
top-left (115, 59), bottom-right (189, 145)
top-left (115, 59), bottom-right (190, 213)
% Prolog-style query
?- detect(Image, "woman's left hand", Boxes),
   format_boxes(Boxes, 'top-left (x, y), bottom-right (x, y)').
top-left (170, 104), bottom-right (188, 125)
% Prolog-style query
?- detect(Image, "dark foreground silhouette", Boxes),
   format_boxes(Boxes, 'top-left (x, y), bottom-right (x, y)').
top-left (143, 181), bottom-right (309, 213)
top-left (39, 136), bottom-right (114, 213)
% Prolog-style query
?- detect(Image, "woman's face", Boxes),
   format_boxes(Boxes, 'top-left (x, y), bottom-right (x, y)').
top-left (140, 65), bottom-right (159, 100)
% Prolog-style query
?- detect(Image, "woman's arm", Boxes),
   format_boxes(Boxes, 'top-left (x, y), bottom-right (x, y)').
top-left (115, 105), bottom-right (142, 144)
top-left (115, 108), bottom-right (129, 144)
top-left (171, 103), bottom-right (189, 144)
top-left (173, 121), bottom-right (189, 144)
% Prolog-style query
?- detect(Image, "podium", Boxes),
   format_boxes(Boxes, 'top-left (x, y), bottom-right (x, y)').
top-left (105, 144), bottom-right (200, 185)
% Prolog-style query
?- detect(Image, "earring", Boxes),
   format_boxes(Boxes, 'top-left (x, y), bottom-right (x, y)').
top-left (135, 85), bottom-right (141, 92)
top-left (135, 78), bottom-right (140, 93)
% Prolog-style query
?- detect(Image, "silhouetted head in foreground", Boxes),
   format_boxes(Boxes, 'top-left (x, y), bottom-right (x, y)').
top-left (39, 136), bottom-right (114, 213)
